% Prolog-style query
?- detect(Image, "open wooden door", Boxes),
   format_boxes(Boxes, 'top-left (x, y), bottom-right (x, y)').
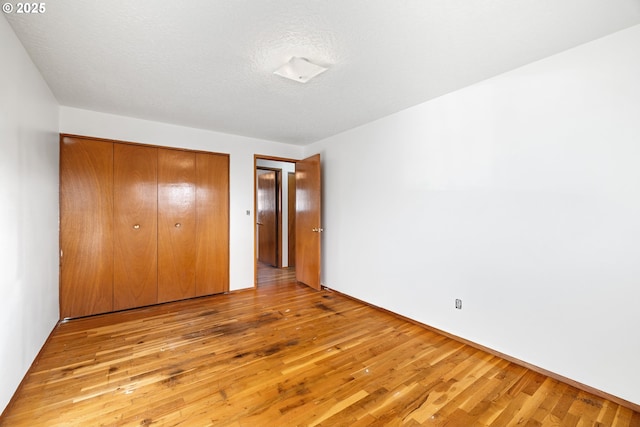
top-left (287, 172), bottom-right (296, 267)
top-left (257, 170), bottom-right (278, 267)
top-left (295, 154), bottom-right (322, 290)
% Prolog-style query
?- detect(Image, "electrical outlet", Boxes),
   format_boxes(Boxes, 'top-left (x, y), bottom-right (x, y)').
top-left (455, 299), bottom-right (462, 310)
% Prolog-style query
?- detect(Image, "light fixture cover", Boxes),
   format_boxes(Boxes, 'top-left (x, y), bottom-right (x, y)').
top-left (274, 57), bottom-right (328, 83)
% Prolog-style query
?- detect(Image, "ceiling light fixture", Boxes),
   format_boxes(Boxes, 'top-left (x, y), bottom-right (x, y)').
top-left (274, 57), bottom-right (328, 83)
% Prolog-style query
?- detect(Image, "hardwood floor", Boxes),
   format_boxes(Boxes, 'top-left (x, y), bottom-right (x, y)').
top-left (2, 277), bottom-right (639, 426)
top-left (257, 261), bottom-right (296, 286)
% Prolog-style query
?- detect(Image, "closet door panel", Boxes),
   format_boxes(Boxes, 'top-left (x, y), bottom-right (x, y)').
top-left (195, 153), bottom-right (230, 295)
top-left (113, 144), bottom-right (158, 311)
top-left (60, 136), bottom-right (113, 318)
top-left (158, 148), bottom-right (196, 302)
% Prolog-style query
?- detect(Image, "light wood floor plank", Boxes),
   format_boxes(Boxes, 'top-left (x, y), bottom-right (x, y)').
top-left (2, 265), bottom-right (639, 426)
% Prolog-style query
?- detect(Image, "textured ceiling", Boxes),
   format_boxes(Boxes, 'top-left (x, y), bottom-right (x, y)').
top-left (5, 1), bottom-right (640, 145)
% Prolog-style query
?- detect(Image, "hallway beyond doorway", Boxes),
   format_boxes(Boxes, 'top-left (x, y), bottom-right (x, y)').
top-left (257, 262), bottom-right (295, 287)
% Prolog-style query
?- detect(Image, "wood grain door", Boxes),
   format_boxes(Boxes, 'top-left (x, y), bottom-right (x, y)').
top-left (195, 152), bottom-right (229, 296)
top-left (257, 170), bottom-right (278, 267)
top-left (295, 154), bottom-right (322, 290)
top-left (113, 143), bottom-right (158, 311)
top-left (287, 172), bottom-right (296, 267)
top-left (158, 148), bottom-right (196, 303)
top-left (60, 136), bottom-right (114, 318)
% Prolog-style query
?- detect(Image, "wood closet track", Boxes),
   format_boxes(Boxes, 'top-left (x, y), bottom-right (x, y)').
top-left (59, 135), bottom-right (229, 319)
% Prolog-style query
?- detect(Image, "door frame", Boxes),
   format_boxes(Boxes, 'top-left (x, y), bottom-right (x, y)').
top-left (253, 155), bottom-right (299, 286)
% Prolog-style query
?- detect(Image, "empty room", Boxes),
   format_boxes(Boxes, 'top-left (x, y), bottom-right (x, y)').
top-left (2, 1), bottom-right (640, 425)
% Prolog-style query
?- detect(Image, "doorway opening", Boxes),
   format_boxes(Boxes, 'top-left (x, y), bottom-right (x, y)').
top-left (254, 156), bottom-right (297, 287)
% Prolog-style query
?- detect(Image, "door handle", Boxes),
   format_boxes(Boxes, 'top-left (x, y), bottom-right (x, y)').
top-left (312, 228), bottom-right (324, 232)
top-left (257, 222), bottom-right (263, 226)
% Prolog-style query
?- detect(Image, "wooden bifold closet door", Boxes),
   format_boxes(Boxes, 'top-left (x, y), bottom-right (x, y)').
top-left (60, 137), bottom-right (114, 318)
top-left (113, 143), bottom-right (158, 311)
top-left (157, 148), bottom-right (197, 303)
top-left (59, 135), bottom-right (229, 319)
top-left (195, 153), bottom-right (230, 295)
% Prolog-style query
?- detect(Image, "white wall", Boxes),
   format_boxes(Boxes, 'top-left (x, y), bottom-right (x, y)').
top-left (59, 107), bottom-right (304, 291)
top-left (306, 24), bottom-right (640, 405)
top-left (257, 159), bottom-right (296, 266)
top-left (0, 17), bottom-right (60, 412)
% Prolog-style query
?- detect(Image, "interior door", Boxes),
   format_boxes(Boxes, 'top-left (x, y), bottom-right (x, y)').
top-left (113, 143), bottom-right (158, 311)
top-left (257, 170), bottom-right (278, 267)
top-left (158, 148), bottom-right (196, 303)
top-left (295, 154), bottom-right (322, 290)
top-left (287, 172), bottom-right (296, 268)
